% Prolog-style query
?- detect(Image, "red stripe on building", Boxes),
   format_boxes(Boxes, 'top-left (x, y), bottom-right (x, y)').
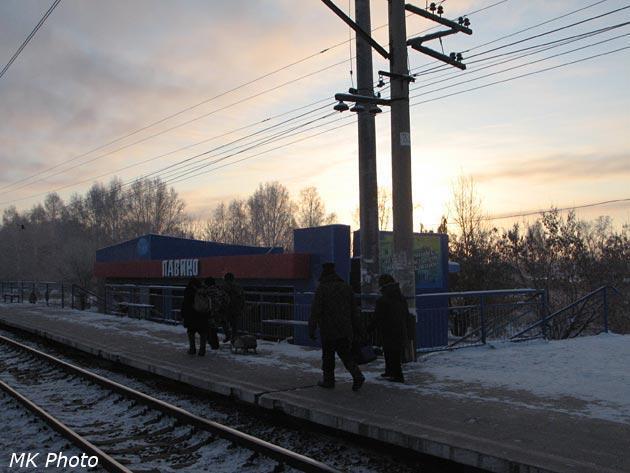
top-left (94, 253), bottom-right (311, 280)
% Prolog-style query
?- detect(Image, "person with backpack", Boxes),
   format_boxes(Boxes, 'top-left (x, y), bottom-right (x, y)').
top-left (182, 278), bottom-right (207, 356)
top-left (308, 262), bottom-right (365, 391)
top-left (369, 274), bottom-right (408, 383)
top-left (222, 272), bottom-right (244, 343)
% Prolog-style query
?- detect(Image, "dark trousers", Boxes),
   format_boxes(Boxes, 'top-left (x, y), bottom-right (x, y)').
top-left (224, 315), bottom-right (238, 341)
top-left (187, 328), bottom-right (207, 354)
top-left (322, 338), bottom-right (361, 381)
top-left (208, 326), bottom-right (220, 349)
top-left (384, 346), bottom-right (404, 380)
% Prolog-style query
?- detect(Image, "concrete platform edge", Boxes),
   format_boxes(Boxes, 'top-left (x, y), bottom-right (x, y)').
top-left (0, 317), bottom-right (620, 473)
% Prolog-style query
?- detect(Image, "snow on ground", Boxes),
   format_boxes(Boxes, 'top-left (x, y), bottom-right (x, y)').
top-left (2, 303), bottom-right (629, 424)
top-left (416, 334), bottom-right (630, 423)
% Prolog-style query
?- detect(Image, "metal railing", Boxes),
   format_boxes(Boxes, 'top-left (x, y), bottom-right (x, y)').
top-left (510, 286), bottom-right (621, 341)
top-left (3, 280), bottom-right (621, 351)
top-left (1, 280), bottom-right (69, 308)
top-left (415, 289), bottom-right (546, 351)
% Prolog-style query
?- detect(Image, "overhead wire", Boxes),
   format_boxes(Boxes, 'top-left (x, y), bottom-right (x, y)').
top-left (4, 0), bottom-right (625, 206)
top-left (137, 43), bottom-right (630, 193)
top-left (0, 0), bottom-right (62, 81)
top-left (0, 0), bottom-right (510, 195)
top-left (409, 0), bottom-right (614, 76)
top-left (408, 28), bottom-right (630, 99)
top-left (2, 38), bottom-right (626, 206)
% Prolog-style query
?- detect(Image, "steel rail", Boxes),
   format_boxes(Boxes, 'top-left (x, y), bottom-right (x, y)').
top-left (0, 378), bottom-right (132, 473)
top-left (0, 334), bottom-right (340, 473)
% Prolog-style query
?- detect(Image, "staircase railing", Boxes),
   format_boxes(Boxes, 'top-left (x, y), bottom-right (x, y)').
top-left (510, 286), bottom-right (621, 341)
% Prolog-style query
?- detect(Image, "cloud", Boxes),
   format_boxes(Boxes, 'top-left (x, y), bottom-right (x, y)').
top-left (472, 153), bottom-right (630, 183)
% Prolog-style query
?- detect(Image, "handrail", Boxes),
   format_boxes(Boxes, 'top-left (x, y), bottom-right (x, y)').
top-left (509, 286), bottom-right (614, 340)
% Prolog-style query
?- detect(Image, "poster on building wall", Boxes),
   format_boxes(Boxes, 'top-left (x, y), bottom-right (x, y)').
top-left (379, 233), bottom-right (444, 289)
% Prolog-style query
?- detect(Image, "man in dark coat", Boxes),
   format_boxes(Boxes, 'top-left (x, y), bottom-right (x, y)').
top-left (204, 277), bottom-right (225, 350)
top-left (181, 278), bottom-right (207, 356)
top-left (370, 274), bottom-right (408, 383)
top-left (223, 272), bottom-right (244, 343)
top-left (309, 263), bottom-right (365, 391)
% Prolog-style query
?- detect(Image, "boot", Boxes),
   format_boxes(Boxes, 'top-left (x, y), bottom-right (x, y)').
top-left (187, 332), bottom-right (196, 355)
top-left (351, 367), bottom-right (365, 392)
top-left (318, 371), bottom-right (335, 389)
top-left (388, 376), bottom-right (405, 383)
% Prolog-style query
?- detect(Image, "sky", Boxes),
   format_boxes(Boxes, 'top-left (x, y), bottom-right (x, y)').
top-left (0, 0), bottom-right (629, 231)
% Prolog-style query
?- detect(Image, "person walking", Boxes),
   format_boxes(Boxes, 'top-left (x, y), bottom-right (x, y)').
top-left (308, 262), bottom-right (365, 391)
top-left (181, 278), bottom-right (207, 356)
top-left (370, 274), bottom-right (408, 383)
top-left (204, 277), bottom-right (228, 350)
top-left (223, 272), bottom-right (244, 343)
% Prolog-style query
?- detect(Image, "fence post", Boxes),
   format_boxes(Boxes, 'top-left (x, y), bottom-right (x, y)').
top-left (540, 290), bottom-right (548, 339)
top-left (61, 283), bottom-right (64, 308)
top-left (71, 285), bottom-right (75, 309)
top-left (603, 287), bottom-right (609, 333)
top-left (20, 281), bottom-right (24, 303)
top-left (480, 295), bottom-right (486, 345)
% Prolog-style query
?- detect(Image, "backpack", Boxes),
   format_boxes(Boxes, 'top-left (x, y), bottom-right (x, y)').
top-left (193, 287), bottom-right (212, 314)
top-left (208, 285), bottom-right (230, 318)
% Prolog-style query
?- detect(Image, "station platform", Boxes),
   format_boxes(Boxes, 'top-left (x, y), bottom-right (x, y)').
top-left (0, 303), bottom-right (628, 473)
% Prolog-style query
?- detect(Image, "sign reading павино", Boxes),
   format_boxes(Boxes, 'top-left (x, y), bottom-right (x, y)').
top-left (161, 259), bottom-right (199, 277)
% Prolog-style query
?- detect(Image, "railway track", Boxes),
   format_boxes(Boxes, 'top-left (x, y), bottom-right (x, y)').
top-left (0, 334), bottom-right (339, 473)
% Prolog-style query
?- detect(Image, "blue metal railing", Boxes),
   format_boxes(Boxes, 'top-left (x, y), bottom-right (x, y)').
top-left (414, 289), bottom-right (546, 351)
top-left (510, 285), bottom-right (621, 341)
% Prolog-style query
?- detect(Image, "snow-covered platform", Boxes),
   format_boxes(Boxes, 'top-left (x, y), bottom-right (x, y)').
top-left (1, 303), bottom-right (628, 473)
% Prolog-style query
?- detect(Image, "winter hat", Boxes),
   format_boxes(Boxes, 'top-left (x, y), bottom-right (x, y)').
top-left (319, 262), bottom-right (336, 280)
top-left (378, 274), bottom-right (396, 288)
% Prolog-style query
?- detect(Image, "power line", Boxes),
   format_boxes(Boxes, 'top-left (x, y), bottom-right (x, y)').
top-left (0, 0), bottom-right (509, 195)
top-left (462, 0), bottom-right (612, 53)
top-left (146, 44), bottom-right (630, 193)
top-left (409, 0), bottom-right (613, 76)
top-left (408, 45), bottom-right (630, 106)
top-left (6, 2), bottom-right (625, 208)
top-left (0, 104), bottom-right (339, 203)
top-left (483, 198), bottom-right (630, 221)
top-left (466, 4), bottom-right (630, 59)
top-left (0, 0), bottom-right (62, 81)
top-left (18, 0), bottom-right (602, 197)
top-left (2, 33), bottom-right (627, 207)
top-left (409, 30), bottom-right (630, 99)
top-left (0, 60), bottom-right (347, 196)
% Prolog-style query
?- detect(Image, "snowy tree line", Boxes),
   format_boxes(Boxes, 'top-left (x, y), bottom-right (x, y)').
top-left (0, 174), bottom-right (626, 332)
top-left (0, 178), bottom-right (335, 285)
top-left (446, 176), bottom-right (630, 334)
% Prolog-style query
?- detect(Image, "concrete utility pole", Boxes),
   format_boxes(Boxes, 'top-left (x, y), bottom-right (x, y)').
top-left (355, 0), bottom-right (380, 295)
top-left (387, 0), bottom-right (416, 320)
top-left (321, 0), bottom-right (472, 358)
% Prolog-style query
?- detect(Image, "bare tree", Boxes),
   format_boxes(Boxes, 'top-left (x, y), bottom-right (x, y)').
top-left (296, 186), bottom-right (336, 228)
top-left (248, 182), bottom-right (295, 249)
top-left (450, 175), bottom-right (485, 257)
top-left (226, 199), bottom-right (252, 244)
top-left (203, 202), bottom-right (229, 242)
top-left (352, 187), bottom-right (391, 231)
top-left (126, 178), bottom-right (186, 236)
top-left (378, 187), bottom-right (392, 230)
